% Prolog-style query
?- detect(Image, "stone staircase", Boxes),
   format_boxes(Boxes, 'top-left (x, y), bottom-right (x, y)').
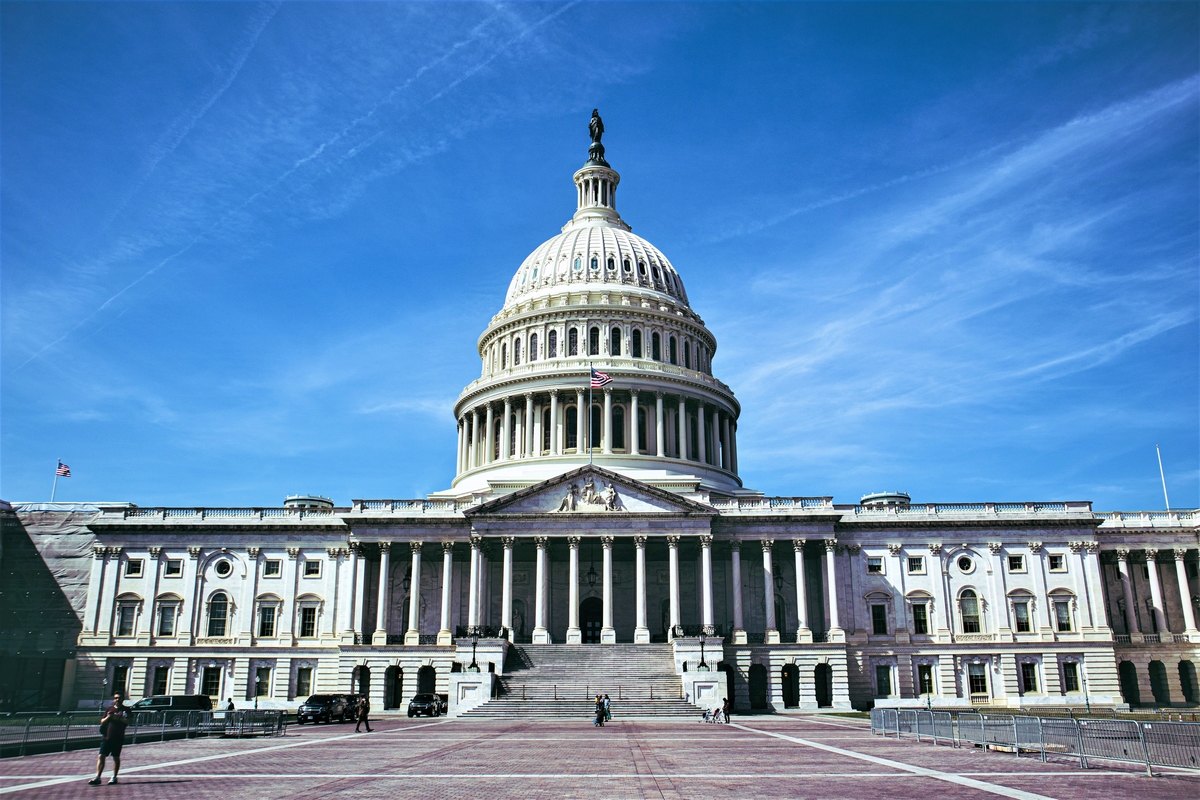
top-left (461, 644), bottom-right (699, 719)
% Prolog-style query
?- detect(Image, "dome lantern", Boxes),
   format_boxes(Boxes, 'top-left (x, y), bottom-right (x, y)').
top-left (567, 109), bottom-right (628, 232)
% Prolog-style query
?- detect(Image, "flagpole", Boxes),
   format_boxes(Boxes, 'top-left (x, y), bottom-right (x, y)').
top-left (588, 366), bottom-right (594, 466)
top-left (51, 459), bottom-right (60, 502)
top-left (1156, 445), bottom-right (1170, 511)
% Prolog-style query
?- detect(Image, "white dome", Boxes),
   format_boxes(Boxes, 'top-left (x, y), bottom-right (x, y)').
top-left (504, 225), bottom-right (690, 310)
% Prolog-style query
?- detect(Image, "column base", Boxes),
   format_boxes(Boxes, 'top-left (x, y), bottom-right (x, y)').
top-left (566, 627), bottom-right (581, 644)
top-left (827, 626), bottom-right (846, 643)
top-left (371, 630), bottom-right (388, 646)
top-left (732, 629), bottom-right (747, 645)
top-left (532, 628), bottom-right (552, 644)
top-left (796, 627), bottom-right (812, 644)
top-left (601, 627), bottom-right (616, 644)
top-left (634, 627), bottom-right (650, 643)
top-left (339, 631), bottom-right (357, 644)
top-left (436, 629), bottom-right (453, 646)
top-left (404, 630), bottom-right (419, 645)
top-left (765, 629), bottom-right (781, 644)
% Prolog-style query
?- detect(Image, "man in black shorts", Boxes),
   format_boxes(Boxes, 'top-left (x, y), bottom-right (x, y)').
top-left (89, 696), bottom-right (128, 786)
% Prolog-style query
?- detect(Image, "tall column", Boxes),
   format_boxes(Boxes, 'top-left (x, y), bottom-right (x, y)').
top-left (549, 390), bottom-right (560, 455)
top-left (501, 398), bottom-right (512, 461)
top-left (469, 410), bottom-right (478, 468)
top-left (825, 539), bottom-right (844, 641)
top-left (794, 539), bottom-right (811, 642)
top-left (467, 537), bottom-right (481, 634)
top-left (456, 421), bottom-right (464, 474)
top-left (667, 535), bottom-right (681, 639)
top-left (404, 543), bottom-right (422, 645)
top-left (655, 392), bottom-right (665, 457)
top-left (602, 388), bottom-right (613, 454)
top-left (1115, 549), bottom-right (1140, 637)
top-left (524, 394), bottom-right (535, 458)
top-left (697, 404), bottom-right (707, 465)
top-left (630, 390), bottom-right (640, 454)
top-left (437, 543), bottom-right (453, 645)
top-left (514, 407), bottom-right (524, 459)
top-left (700, 535), bottom-right (714, 635)
top-left (730, 422), bottom-right (738, 474)
top-left (340, 544), bottom-right (359, 642)
top-left (1145, 550), bottom-right (1168, 634)
top-left (634, 536), bottom-right (649, 643)
top-left (567, 536), bottom-right (581, 643)
top-left (601, 536), bottom-right (616, 643)
top-left (484, 405), bottom-right (494, 464)
top-left (1174, 549), bottom-right (1198, 636)
top-left (500, 537), bottom-right (515, 641)
top-left (721, 414), bottom-right (731, 470)
top-left (731, 542), bottom-right (746, 644)
top-left (533, 537), bottom-right (551, 643)
top-left (762, 540), bottom-right (779, 643)
top-left (576, 388), bottom-right (585, 452)
top-left (677, 396), bottom-right (687, 459)
top-left (372, 543), bottom-right (391, 645)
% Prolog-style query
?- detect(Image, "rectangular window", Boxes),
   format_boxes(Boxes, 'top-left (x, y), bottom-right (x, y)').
top-left (303, 560), bottom-right (321, 578)
top-left (258, 606), bottom-right (276, 638)
top-left (875, 664), bottom-right (892, 698)
top-left (164, 559), bottom-right (183, 577)
top-left (117, 606), bottom-right (136, 637)
top-left (1021, 662), bottom-right (1039, 694)
top-left (1014, 601), bottom-right (1031, 633)
top-left (1007, 555), bottom-right (1024, 572)
top-left (1055, 600), bottom-right (1072, 632)
top-left (871, 604), bottom-right (888, 635)
top-left (124, 559), bottom-right (143, 577)
top-left (917, 664), bottom-right (935, 695)
top-left (112, 665), bottom-right (129, 697)
top-left (263, 560), bottom-right (281, 577)
top-left (254, 666), bottom-right (271, 697)
top-left (295, 667), bottom-right (313, 698)
top-left (300, 607), bottom-right (317, 638)
top-left (1048, 554), bottom-right (1066, 572)
top-left (157, 605), bottom-right (176, 637)
top-left (907, 556), bottom-right (924, 574)
top-left (1062, 662), bottom-right (1080, 693)
top-left (912, 603), bottom-right (928, 635)
top-left (152, 666), bottom-right (169, 696)
top-left (967, 663), bottom-right (988, 696)
top-left (866, 557), bottom-right (883, 574)
top-left (201, 666), bottom-right (222, 697)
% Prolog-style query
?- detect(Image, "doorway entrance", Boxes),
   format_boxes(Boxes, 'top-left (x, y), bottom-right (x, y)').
top-left (580, 597), bottom-right (602, 643)
top-left (814, 663), bottom-right (833, 708)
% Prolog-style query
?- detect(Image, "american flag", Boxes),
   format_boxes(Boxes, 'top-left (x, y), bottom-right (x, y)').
top-left (590, 368), bottom-right (613, 388)
top-left (56, 461), bottom-right (71, 477)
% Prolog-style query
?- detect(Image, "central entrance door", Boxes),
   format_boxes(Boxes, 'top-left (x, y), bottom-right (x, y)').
top-left (580, 597), bottom-right (602, 643)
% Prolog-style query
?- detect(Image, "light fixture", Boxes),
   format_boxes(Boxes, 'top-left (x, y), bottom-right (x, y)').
top-left (587, 563), bottom-right (598, 589)
top-left (403, 566), bottom-right (412, 593)
top-left (774, 573), bottom-right (784, 592)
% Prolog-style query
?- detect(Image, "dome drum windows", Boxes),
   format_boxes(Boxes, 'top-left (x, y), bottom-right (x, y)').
top-left (589, 327), bottom-right (600, 356)
top-left (606, 256), bottom-right (615, 271)
top-left (631, 329), bottom-right (642, 358)
top-left (684, 340), bottom-right (691, 369)
top-left (590, 255), bottom-right (599, 271)
top-left (568, 328), bottom-right (579, 356)
top-left (530, 333), bottom-right (538, 362)
top-left (623, 258), bottom-right (631, 273)
top-left (501, 344), bottom-right (508, 369)
top-left (610, 327), bottom-right (621, 357)
top-left (548, 330), bottom-right (558, 358)
top-left (669, 336), bottom-right (677, 365)
top-left (651, 332), bottom-right (661, 361)
top-left (565, 407), bottom-right (578, 450)
top-left (514, 338), bottom-right (521, 366)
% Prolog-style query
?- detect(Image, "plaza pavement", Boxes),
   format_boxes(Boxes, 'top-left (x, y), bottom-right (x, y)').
top-left (0, 713), bottom-right (1196, 799)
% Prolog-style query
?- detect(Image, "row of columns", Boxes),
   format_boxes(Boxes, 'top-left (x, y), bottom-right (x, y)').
top-left (455, 390), bottom-right (738, 475)
top-left (368, 542), bottom-right (456, 647)
top-left (1113, 548), bottom-right (1198, 638)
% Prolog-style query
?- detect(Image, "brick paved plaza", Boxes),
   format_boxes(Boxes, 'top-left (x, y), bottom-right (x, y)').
top-left (0, 715), bottom-right (1196, 799)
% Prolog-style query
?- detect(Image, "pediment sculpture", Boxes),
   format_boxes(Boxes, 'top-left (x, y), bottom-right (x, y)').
top-left (555, 476), bottom-right (624, 512)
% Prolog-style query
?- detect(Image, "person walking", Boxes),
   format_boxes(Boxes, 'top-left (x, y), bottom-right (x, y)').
top-left (88, 695), bottom-right (128, 786)
top-left (593, 695), bottom-right (605, 727)
top-left (355, 696), bottom-right (373, 732)
top-left (222, 698), bottom-right (235, 711)
top-left (602, 694), bottom-right (611, 722)
top-left (721, 697), bottom-right (731, 724)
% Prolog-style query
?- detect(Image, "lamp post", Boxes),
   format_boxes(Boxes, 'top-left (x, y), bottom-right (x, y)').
top-left (254, 673), bottom-right (262, 711)
top-left (698, 637), bottom-right (708, 671)
top-left (468, 631), bottom-right (480, 672)
top-left (1082, 666), bottom-right (1091, 715)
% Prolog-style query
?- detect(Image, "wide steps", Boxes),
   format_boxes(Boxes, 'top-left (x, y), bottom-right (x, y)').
top-left (462, 699), bottom-right (699, 718)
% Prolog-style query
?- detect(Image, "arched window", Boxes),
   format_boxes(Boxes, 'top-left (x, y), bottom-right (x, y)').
top-left (493, 420), bottom-right (501, 460)
top-left (589, 326), bottom-right (600, 356)
top-left (590, 255), bottom-right (598, 270)
top-left (623, 258), bottom-right (631, 273)
top-left (606, 256), bottom-right (615, 271)
top-left (513, 338), bottom-right (521, 366)
top-left (207, 592), bottom-right (229, 637)
top-left (568, 328), bottom-right (578, 356)
top-left (960, 589), bottom-right (981, 633)
top-left (637, 406), bottom-right (647, 452)
top-left (638, 260), bottom-right (646, 276)
top-left (573, 256), bottom-right (582, 271)
top-left (684, 340), bottom-right (691, 369)
top-left (613, 406), bottom-right (625, 449)
top-left (530, 333), bottom-right (538, 362)
top-left (543, 409), bottom-right (552, 451)
top-left (669, 336), bottom-right (677, 365)
top-left (566, 407), bottom-right (578, 449)
top-left (501, 343), bottom-right (507, 369)
top-left (548, 330), bottom-right (557, 358)
top-left (611, 327), bottom-right (621, 357)
top-left (695, 344), bottom-right (700, 370)
top-left (590, 404), bottom-right (602, 448)
top-left (652, 332), bottom-right (661, 361)
top-left (632, 329), bottom-right (642, 358)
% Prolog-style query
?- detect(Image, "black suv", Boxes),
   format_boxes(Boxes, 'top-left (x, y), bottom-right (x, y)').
top-left (297, 694), bottom-right (349, 724)
top-left (407, 693), bottom-right (447, 718)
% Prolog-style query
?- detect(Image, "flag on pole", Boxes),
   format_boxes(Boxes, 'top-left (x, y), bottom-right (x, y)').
top-left (56, 461), bottom-right (71, 477)
top-left (590, 368), bottom-right (613, 388)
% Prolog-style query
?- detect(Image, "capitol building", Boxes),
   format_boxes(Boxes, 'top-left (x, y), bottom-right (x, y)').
top-left (2, 116), bottom-right (1198, 716)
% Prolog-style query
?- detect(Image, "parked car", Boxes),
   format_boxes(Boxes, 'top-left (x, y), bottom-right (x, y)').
top-left (297, 695), bottom-right (349, 724)
top-left (130, 695), bottom-right (213, 727)
top-left (407, 693), bottom-right (447, 718)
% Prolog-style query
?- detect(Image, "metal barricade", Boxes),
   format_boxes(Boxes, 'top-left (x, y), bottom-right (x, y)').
top-left (897, 710), bottom-right (917, 738)
top-left (1140, 721), bottom-right (1200, 770)
top-left (914, 710), bottom-right (932, 743)
top-left (870, 708), bottom-right (883, 733)
top-left (933, 711), bottom-right (955, 746)
top-left (982, 714), bottom-right (1017, 750)
top-left (957, 712), bottom-right (985, 746)
top-left (1040, 716), bottom-right (1085, 767)
top-left (1077, 719), bottom-right (1148, 771)
top-left (1013, 715), bottom-right (1043, 757)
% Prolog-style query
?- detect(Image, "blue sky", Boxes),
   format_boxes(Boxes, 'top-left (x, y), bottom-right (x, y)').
top-left (2, 2), bottom-right (1196, 509)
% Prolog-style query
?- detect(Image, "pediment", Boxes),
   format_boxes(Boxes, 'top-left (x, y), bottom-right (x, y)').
top-left (465, 466), bottom-right (715, 517)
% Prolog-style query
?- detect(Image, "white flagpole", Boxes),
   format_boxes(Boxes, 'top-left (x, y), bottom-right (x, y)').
top-left (588, 367), bottom-right (594, 466)
top-left (51, 459), bottom-right (60, 502)
top-left (1156, 445), bottom-right (1170, 511)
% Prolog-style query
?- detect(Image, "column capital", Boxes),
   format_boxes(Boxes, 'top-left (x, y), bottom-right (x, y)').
top-left (1115, 547), bottom-right (1130, 561)
top-left (1145, 548), bottom-right (1159, 560)
top-left (524, 391), bottom-right (534, 400)
top-left (535, 536), bottom-right (549, 549)
top-left (1175, 548), bottom-right (1190, 561)
top-left (928, 543), bottom-right (943, 556)
top-left (655, 390), bottom-right (663, 399)
top-left (549, 388), bottom-right (559, 398)
top-left (503, 397), bottom-right (512, 409)
top-left (1085, 542), bottom-right (1099, 554)
top-left (442, 541), bottom-right (456, 555)
top-left (567, 535), bottom-right (581, 547)
top-left (666, 535), bottom-right (681, 547)
top-left (1027, 541), bottom-right (1043, 554)
top-left (987, 542), bottom-right (1003, 555)
top-left (409, 541), bottom-right (423, 554)
top-left (378, 542), bottom-right (393, 555)
top-left (287, 547), bottom-right (301, 559)
top-left (1068, 541), bottom-right (1084, 554)
top-left (823, 539), bottom-right (837, 553)
top-left (93, 545), bottom-right (108, 559)
top-left (698, 534), bottom-right (712, 547)
top-left (502, 536), bottom-right (516, 549)
top-left (469, 535), bottom-right (482, 551)
top-left (634, 535), bottom-right (647, 547)
top-left (761, 539), bottom-right (775, 553)
top-left (327, 547), bottom-right (346, 559)
top-left (846, 544), bottom-right (860, 555)
top-left (630, 388), bottom-right (639, 397)
top-left (349, 540), bottom-right (364, 555)
top-left (600, 535), bottom-right (614, 547)
top-left (729, 540), bottom-right (741, 553)
top-left (149, 546), bottom-right (164, 558)
top-left (887, 543), bottom-right (901, 556)
top-left (603, 386), bottom-right (612, 396)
